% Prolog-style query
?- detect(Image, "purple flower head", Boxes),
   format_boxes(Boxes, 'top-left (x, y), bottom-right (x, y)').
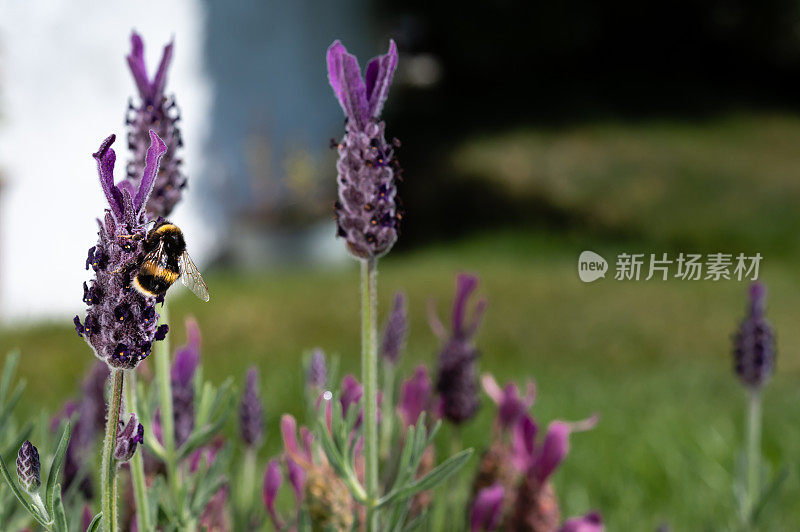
top-left (327, 39), bottom-right (403, 259)
top-left (340, 374), bottom-right (363, 418)
top-left (125, 31), bottom-right (186, 220)
top-left (431, 273), bottom-right (487, 424)
top-left (482, 374), bottom-right (536, 431)
top-left (381, 292), bottom-right (408, 364)
top-left (399, 365), bottom-right (434, 428)
top-left (263, 460), bottom-right (284, 530)
top-left (172, 318), bottom-right (200, 446)
top-left (16, 441), bottom-right (41, 494)
top-left (240, 367), bottom-right (265, 447)
top-left (512, 414), bottom-right (599, 483)
top-left (470, 483), bottom-right (505, 532)
top-left (75, 132), bottom-right (168, 369)
top-left (114, 413), bottom-right (144, 462)
top-left (560, 512), bottom-right (604, 532)
top-left (733, 282), bottom-right (775, 388)
top-left (307, 348), bottom-right (328, 390)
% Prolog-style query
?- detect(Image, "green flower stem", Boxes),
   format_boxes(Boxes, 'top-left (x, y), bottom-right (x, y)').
top-left (240, 447), bottom-right (257, 516)
top-left (101, 369), bottom-right (124, 532)
top-left (746, 388), bottom-right (762, 519)
top-left (154, 303), bottom-right (181, 505)
top-left (361, 258), bottom-right (379, 531)
top-left (30, 492), bottom-right (51, 527)
top-left (126, 371), bottom-right (152, 532)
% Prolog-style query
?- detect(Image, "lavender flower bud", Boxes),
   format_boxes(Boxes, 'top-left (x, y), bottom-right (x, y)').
top-left (240, 367), bottom-right (264, 447)
top-left (124, 31), bottom-right (186, 220)
top-left (114, 413), bottom-right (144, 462)
top-left (306, 349), bottom-right (328, 390)
top-left (733, 283), bottom-right (775, 388)
top-left (172, 318), bottom-right (200, 446)
top-left (432, 274), bottom-right (487, 424)
top-left (16, 441), bottom-right (41, 493)
top-left (381, 292), bottom-right (407, 364)
top-left (327, 40), bottom-right (402, 259)
top-left (75, 133), bottom-right (168, 369)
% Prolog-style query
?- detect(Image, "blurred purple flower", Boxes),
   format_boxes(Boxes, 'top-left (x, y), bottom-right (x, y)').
top-left (114, 413), bottom-right (144, 462)
top-left (286, 457), bottom-right (306, 509)
top-left (75, 132), bottom-right (168, 369)
top-left (470, 483), bottom-right (505, 532)
top-left (482, 374), bottom-right (536, 431)
top-left (381, 292), bottom-right (408, 364)
top-left (398, 365), bottom-right (434, 428)
top-left (16, 441), bottom-right (41, 494)
top-left (56, 361), bottom-right (109, 498)
top-left (431, 273), bottom-right (487, 424)
top-left (327, 40), bottom-right (403, 259)
top-left (172, 318), bottom-right (200, 446)
top-left (307, 348), bottom-right (328, 390)
top-left (240, 367), bottom-right (264, 447)
top-left (560, 512), bottom-right (604, 532)
top-left (512, 415), bottom-right (599, 482)
top-left (340, 374), bottom-right (363, 418)
top-left (263, 460), bottom-right (284, 530)
top-left (125, 31), bottom-right (186, 220)
top-left (733, 282), bottom-right (775, 388)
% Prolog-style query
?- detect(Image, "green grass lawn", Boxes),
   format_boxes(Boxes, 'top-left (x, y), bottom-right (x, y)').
top-left (1, 230), bottom-right (798, 529)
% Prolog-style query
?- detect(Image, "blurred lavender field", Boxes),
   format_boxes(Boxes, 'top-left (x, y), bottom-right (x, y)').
top-left (2, 0), bottom-right (800, 529)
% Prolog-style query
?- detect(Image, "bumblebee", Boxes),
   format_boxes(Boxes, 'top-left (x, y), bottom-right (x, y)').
top-left (130, 220), bottom-right (210, 302)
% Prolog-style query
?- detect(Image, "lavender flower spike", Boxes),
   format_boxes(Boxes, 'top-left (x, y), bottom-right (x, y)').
top-left (75, 132), bottom-right (169, 369)
top-left (115, 413), bottom-right (144, 462)
top-left (432, 273), bottom-right (487, 424)
top-left (240, 367), bottom-right (265, 447)
top-left (733, 282), bottom-right (775, 388)
top-left (307, 348), bottom-right (328, 390)
top-left (327, 40), bottom-right (403, 259)
top-left (125, 31), bottom-right (186, 220)
top-left (172, 318), bottom-right (201, 446)
top-left (381, 292), bottom-right (408, 364)
top-left (16, 441), bottom-right (41, 494)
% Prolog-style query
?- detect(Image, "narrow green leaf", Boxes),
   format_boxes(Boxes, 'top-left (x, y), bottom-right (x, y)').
top-left (45, 421), bottom-right (71, 515)
top-left (378, 449), bottom-right (474, 508)
top-left (751, 467), bottom-right (789, 524)
top-left (0, 350), bottom-right (20, 406)
top-left (86, 512), bottom-right (103, 532)
top-left (0, 381), bottom-right (26, 428)
top-left (53, 486), bottom-right (68, 532)
top-left (0, 454), bottom-right (50, 527)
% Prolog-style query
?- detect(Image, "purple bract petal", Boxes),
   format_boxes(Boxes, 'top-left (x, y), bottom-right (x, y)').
top-left (93, 134), bottom-right (123, 220)
top-left (365, 40), bottom-right (398, 119)
top-left (559, 512), bottom-right (604, 532)
top-left (532, 415), bottom-right (598, 483)
top-left (133, 130), bottom-right (168, 213)
top-left (286, 457), bottom-right (306, 509)
top-left (470, 483), bottom-right (505, 532)
top-left (263, 460), bottom-right (284, 530)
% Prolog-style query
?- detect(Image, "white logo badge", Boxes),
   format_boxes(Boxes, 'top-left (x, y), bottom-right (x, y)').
top-left (578, 251), bottom-right (608, 283)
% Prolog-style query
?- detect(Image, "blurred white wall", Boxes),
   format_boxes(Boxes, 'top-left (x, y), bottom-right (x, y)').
top-left (0, 1), bottom-right (214, 321)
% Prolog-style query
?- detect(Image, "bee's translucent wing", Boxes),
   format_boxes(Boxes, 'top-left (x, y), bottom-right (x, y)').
top-left (179, 251), bottom-right (210, 302)
top-left (142, 240), bottom-right (167, 269)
